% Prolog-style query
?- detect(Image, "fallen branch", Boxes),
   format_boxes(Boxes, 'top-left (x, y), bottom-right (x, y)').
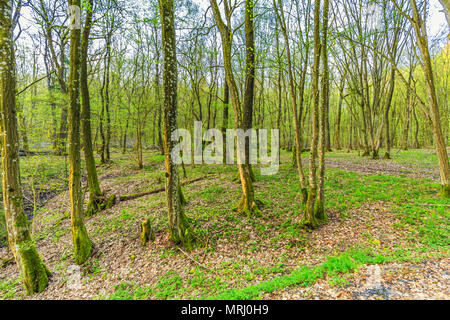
top-left (177, 247), bottom-right (215, 274)
top-left (1, 257), bottom-right (14, 268)
top-left (417, 204), bottom-right (450, 207)
top-left (115, 176), bottom-right (208, 203)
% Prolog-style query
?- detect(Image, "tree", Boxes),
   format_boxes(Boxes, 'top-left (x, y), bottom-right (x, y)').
top-left (0, 0), bottom-right (50, 294)
top-left (316, 0), bottom-right (330, 222)
top-left (159, 0), bottom-right (192, 247)
top-left (68, 0), bottom-right (92, 263)
top-left (408, 0), bottom-right (450, 197)
top-left (303, 0), bottom-right (322, 228)
top-left (80, 0), bottom-right (105, 216)
top-left (273, 0), bottom-right (308, 205)
top-left (210, 0), bottom-right (260, 215)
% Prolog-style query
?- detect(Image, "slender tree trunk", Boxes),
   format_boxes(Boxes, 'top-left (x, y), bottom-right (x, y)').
top-left (68, 0), bottom-right (92, 264)
top-left (384, 68), bottom-right (396, 159)
top-left (273, 0), bottom-right (308, 204)
top-left (243, 0), bottom-right (256, 182)
top-left (316, 0), bottom-right (329, 223)
top-left (334, 83), bottom-right (345, 150)
top-left (304, 0), bottom-right (322, 228)
top-left (0, 0), bottom-right (50, 294)
top-left (80, 0), bottom-right (103, 217)
top-left (222, 80), bottom-right (229, 164)
top-left (410, 0), bottom-right (450, 197)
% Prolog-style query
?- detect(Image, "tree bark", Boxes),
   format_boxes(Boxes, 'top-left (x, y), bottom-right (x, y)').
top-left (210, 0), bottom-right (259, 215)
top-left (304, 0), bottom-right (322, 228)
top-left (410, 0), bottom-right (450, 197)
top-left (68, 0), bottom-right (92, 264)
top-left (0, 0), bottom-right (50, 294)
top-left (316, 0), bottom-right (330, 223)
top-left (80, 0), bottom-right (103, 216)
top-left (159, 0), bottom-right (193, 247)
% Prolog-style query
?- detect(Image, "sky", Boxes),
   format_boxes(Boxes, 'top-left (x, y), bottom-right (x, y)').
top-left (428, 0), bottom-right (449, 37)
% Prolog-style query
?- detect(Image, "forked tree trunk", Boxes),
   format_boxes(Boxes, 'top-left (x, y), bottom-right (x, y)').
top-left (68, 0), bottom-right (92, 264)
top-left (210, 0), bottom-right (260, 215)
top-left (159, 0), bottom-right (192, 247)
top-left (0, 0), bottom-right (50, 294)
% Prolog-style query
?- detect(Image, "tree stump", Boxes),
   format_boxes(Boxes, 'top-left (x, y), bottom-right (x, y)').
top-left (140, 218), bottom-right (155, 246)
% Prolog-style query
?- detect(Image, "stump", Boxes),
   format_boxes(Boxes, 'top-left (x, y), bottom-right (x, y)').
top-left (140, 218), bottom-right (155, 246)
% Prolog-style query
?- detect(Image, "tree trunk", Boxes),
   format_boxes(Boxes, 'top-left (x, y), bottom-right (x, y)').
top-left (68, 0), bottom-right (92, 264)
top-left (304, 0), bottom-right (322, 228)
top-left (210, 0), bottom-right (259, 215)
top-left (243, 0), bottom-right (256, 182)
top-left (81, 0), bottom-right (103, 217)
top-left (410, 0), bottom-right (450, 197)
top-left (273, 0), bottom-right (308, 204)
top-left (316, 0), bottom-right (330, 223)
top-left (159, 0), bottom-right (193, 247)
top-left (0, 0), bottom-right (50, 294)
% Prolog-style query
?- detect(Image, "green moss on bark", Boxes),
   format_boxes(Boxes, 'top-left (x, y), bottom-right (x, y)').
top-left (141, 218), bottom-right (155, 246)
top-left (440, 184), bottom-right (450, 198)
top-left (170, 211), bottom-right (194, 250)
top-left (105, 194), bottom-right (116, 209)
top-left (314, 200), bottom-right (328, 223)
top-left (72, 225), bottom-right (92, 265)
top-left (16, 242), bottom-right (50, 295)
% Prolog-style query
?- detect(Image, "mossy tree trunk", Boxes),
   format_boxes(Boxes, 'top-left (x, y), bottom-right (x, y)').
top-left (243, 0), bottom-right (256, 183)
top-left (68, 0), bottom-right (92, 264)
top-left (210, 0), bottom-right (260, 215)
top-left (0, 0), bottom-right (50, 294)
top-left (80, 0), bottom-right (103, 217)
top-left (159, 0), bottom-right (193, 248)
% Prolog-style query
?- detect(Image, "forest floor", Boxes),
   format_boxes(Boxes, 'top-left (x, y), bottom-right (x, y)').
top-left (0, 148), bottom-right (448, 300)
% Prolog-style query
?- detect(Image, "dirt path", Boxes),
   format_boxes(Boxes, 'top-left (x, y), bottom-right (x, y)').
top-left (267, 258), bottom-right (449, 300)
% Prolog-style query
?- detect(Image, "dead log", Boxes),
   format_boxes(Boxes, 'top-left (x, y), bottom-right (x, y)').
top-left (115, 176), bottom-right (207, 204)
